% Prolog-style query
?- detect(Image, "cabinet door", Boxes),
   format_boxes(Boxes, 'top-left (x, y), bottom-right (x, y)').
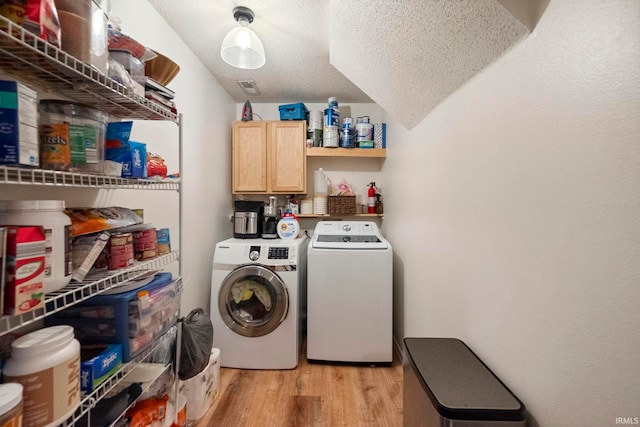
top-left (233, 121), bottom-right (267, 193)
top-left (268, 121), bottom-right (306, 193)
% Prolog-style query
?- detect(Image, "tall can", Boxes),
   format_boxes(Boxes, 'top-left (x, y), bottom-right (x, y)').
top-left (324, 97), bottom-right (340, 128)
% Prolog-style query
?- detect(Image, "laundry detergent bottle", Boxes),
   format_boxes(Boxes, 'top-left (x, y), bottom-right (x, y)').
top-left (277, 209), bottom-right (300, 240)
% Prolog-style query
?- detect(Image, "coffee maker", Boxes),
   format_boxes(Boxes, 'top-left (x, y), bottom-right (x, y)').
top-left (262, 196), bottom-right (279, 239)
top-left (233, 200), bottom-right (263, 239)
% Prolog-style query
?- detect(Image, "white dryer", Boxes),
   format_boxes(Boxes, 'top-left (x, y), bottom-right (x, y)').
top-left (211, 237), bottom-right (308, 369)
top-left (307, 221), bottom-right (393, 364)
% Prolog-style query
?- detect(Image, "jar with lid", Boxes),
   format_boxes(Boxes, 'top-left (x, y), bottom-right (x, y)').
top-left (0, 200), bottom-right (72, 293)
top-left (0, 383), bottom-right (23, 427)
top-left (3, 326), bottom-right (81, 427)
top-left (38, 100), bottom-right (108, 174)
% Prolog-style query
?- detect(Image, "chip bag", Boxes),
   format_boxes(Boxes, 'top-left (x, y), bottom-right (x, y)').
top-left (23, 0), bottom-right (61, 47)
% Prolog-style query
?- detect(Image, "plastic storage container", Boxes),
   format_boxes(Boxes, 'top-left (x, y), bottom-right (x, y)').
top-left (48, 272), bottom-right (181, 361)
top-left (0, 199), bottom-right (72, 294)
top-left (109, 49), bottom-right (145, 79)
top-left (278, 103), bottom-right (307, 121)
top-left (403, 338), bottom-right (526, 427)
top-left (3, 326), bottom-right (81, 427)
top-left (56, 0), bottom-right (108, 74)
top-left (38, 100), bottom-right (108, 174)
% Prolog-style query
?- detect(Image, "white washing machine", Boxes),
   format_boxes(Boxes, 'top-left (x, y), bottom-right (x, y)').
top-left (307, 221), bottom-right (393, 364)
top-left (211, 236), bottom-right (308, 369)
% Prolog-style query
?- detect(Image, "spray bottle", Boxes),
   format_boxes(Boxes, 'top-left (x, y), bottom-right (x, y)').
top-left (368, 182), bottom-right (377, 214)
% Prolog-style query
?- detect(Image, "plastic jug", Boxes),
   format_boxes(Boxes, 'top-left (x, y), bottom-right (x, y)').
top-left (277, 210), bottom-right (300, 240)
top-left (314, 168), bottom-right (329, 195)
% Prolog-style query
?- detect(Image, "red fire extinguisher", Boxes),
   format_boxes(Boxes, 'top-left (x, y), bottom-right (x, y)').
top-left (368, 182), bottom-right (377, 214)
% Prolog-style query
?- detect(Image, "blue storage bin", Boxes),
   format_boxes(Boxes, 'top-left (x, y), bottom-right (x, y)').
top-left (48, 272), bottom-right (181, 362)
top-left (279, 103), bottom-right (307, 121)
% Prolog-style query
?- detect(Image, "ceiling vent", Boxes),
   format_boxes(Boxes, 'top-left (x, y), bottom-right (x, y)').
top-left (237, 80), bottom-right (261, 96)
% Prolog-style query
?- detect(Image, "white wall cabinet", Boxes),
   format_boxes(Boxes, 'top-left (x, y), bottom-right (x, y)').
top-left (0, 18), bottom-right (182, 426)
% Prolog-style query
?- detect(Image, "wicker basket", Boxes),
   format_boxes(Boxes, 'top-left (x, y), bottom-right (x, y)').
top-left (328, 196), bottom-right (356, 215)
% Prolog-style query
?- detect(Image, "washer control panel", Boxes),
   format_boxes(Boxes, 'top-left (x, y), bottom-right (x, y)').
top-left (248, 245), bottom-right (292, 261)
top-left (268, 247), bottom-right (290, 260)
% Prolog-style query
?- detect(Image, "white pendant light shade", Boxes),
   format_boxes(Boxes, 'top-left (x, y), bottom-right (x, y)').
top-left (221, 7), bottom-right (266, 70)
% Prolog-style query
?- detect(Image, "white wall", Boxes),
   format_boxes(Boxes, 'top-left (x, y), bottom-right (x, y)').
top-left (106, 1), bottom-right (236, 315)
top-left (382, 1), bottom-right (640, 425)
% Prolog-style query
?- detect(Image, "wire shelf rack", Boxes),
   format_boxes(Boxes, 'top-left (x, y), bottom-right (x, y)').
top-left (0, 16), bottom-right (178, 122)
top-left (0, 251), bottom-right (179, 335)
top-left (61, 322), bottom-right (179, 426)
top-left (0, 165), bottom-right (181, 190)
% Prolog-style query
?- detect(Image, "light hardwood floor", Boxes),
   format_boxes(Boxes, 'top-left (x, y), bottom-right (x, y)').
top-left (195, 343), bottom-right (404, 427)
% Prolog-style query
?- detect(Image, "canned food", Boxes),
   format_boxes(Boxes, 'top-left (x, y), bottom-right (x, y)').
top-left (132, 228), bottom-right (158, 260)
top-left (108, 233), bottom-right (134, 270)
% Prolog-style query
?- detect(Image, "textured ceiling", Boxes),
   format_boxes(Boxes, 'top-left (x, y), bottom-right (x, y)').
top-left (148, 0), bottom-right (532, 129)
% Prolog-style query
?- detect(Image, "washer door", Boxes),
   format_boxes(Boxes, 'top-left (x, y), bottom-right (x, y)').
top-left (218, 264), bottom-right (289, 337)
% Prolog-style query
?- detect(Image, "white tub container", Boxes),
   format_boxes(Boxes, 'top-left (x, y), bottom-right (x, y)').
top-left (0, 383), bottom-right (23, 427)
top-left (3, 326), bottom-right (81, 427)
top-left (0, 200), bottom-right (72, 294)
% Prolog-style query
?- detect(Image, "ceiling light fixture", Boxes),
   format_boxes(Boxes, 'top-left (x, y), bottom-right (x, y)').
top-left (220, 6), bottom-right (266, 70)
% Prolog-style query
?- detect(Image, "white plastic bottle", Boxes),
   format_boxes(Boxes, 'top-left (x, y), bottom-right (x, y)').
top-left (0, 200), bottom-right (73, 293)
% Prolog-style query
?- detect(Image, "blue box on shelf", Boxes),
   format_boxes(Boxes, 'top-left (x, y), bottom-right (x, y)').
top-left (48, 272), bottom-right (181, 362)
top-left (80, 343), bottom-right (123, 393)
top-left (279, 103), bottom-right (307, 121)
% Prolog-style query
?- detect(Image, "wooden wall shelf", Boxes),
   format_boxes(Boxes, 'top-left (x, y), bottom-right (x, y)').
top-left (296, 213), bottom-right (383, 218)
top-left (306, 148), bottom-right (386, 158)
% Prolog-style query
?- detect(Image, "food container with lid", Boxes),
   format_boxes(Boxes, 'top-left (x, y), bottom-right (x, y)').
top-left (39, 100), bottom-right (108, 174)
top-left (3, 325), bottom-right (81, 427)
top-left (0, 199), bottom-right (73, 294)
top-left (56, 0), bottom-right (108, 73)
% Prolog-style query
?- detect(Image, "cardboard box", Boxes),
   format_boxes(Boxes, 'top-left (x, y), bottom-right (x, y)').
top-left (0, 80), bottom-right (39, 167)
top-left (105, 140), bottom-right (147, 178)
top-left (4, 226), bottom-right (46, 315)
top-left (71, 231), bottom-right (111, 282)
top-left (80, 343), bottom-right (123, 392)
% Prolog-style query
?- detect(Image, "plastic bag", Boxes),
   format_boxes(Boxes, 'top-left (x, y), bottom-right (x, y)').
top-left (147, 152), bottom-right (168, 178)
top-left (179, 308), bottom-right (213, 381)
top-left (23, 0), bottom-right (61, 47)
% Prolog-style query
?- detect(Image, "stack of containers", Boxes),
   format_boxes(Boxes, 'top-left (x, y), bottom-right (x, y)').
top-left (313, 168), bottom-right (328, 215)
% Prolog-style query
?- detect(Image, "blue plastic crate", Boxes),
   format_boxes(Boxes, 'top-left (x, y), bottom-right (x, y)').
top-left (279, 103), bottom-right (307, 121)
top-left (48, 272), bottom-right (181, 362)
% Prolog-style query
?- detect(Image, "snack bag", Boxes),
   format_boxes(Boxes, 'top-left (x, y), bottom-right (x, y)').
top-left (147, 152), bottom-right (168, 178)
top-left (23, 0), bottom-right (61, 47)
